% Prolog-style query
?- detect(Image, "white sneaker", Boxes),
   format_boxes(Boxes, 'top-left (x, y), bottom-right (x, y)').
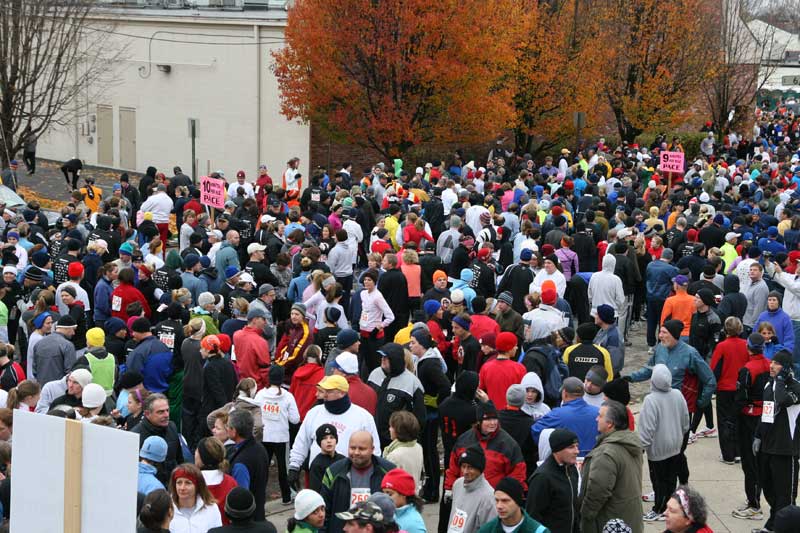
top-left (647, 347), bottom-right (655, 355)
top-left (697, 427), bottom-right (717, 438)
top-left (643, 511), bottom-right (665, 522)
top-left (687, 432), bottom-right (698, 444)
top-left (642, 491), bottom-right (655, 502)
top-left (732, 506), bottom-right (764, 520)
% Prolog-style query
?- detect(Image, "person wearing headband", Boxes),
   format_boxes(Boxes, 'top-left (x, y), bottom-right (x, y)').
top-left (194, 437), bottom-right (237, 526)
top-left (664, 485), bottom-right (710, 533)
top-left (167, 463), bottom-right (222, 531)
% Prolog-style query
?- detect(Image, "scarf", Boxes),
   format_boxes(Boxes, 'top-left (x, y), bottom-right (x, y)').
top-left (324, 394), bottom-right (351, 415)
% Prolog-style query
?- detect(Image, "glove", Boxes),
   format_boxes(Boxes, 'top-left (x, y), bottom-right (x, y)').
top-left (779, 368), bottom-right (792, 382)
top-left (443, 490), bottom-right (453, 505)
top-left (288, 468), bottom-right (300, 492)
top-left (752, 438), bottom-right (761, 456)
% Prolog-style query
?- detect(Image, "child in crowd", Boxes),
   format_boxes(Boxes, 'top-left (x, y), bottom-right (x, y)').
top-left (308, 423), bottom-right (345, 492)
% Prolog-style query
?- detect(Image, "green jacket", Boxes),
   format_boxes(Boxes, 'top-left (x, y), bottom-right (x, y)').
top-left (287, 520), bottom-right (318, 533)
top-left (478, 511), bottom-right (549, 533)
top-left (579, 429), bottom-right (643, 533)
top-left (320, 456), bottom-right (395, 533)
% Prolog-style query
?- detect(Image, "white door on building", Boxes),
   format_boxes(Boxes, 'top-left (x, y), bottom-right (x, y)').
top-left (119, 107), bottom-right (137, 170)
top-left (96, 105), bottom-right (114, 167)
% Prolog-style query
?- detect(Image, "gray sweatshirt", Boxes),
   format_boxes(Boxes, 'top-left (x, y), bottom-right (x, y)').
top-left (743, 278), bottom-right (769, 328)
top-left (449, 473), bottom-right (498, 533)
top-left (639, 364), bottom-right (690, 461)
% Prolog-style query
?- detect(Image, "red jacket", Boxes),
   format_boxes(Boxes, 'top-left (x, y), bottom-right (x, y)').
top-left (470, 315), bottom-right (500, 345)
top-left (710, 336), bottom-right (749, 391)
top-left (111, 282), bottom-right (151, 322)
top-left (346, 374), bottom-right (377, 415)
top-left (428, 319), bottom-right (452, 359)
top-left (290, 362), bottom-right (325, 419)
top-left (207, 473), bottom-right (238, 525)
top-left (233, 326), bottom-right (271, 389)
top-left (444, 427), bottom-right (526, 490)
top-left (184, 199), bottom-right (203, 217)
top-left (402, 225), bottom-right (434, 247)
top-left (478, 358), bottom-right (527, 410)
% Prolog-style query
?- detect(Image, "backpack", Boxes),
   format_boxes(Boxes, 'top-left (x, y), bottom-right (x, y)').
top-left (519, 344), bottom-right (569, 405)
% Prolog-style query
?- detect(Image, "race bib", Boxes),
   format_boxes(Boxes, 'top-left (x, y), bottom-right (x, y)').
top-left (111, 295), bottom-right (122, 312)
top-left (447, 509), bottom-right (468, 533)
top-left (762, 400), bottom-right (775, 424)
top-left (360, 311), bottom-right (368, 324)
top-left (262, 401), bottom-right (281, 421)
top-left (350, 488), bottom-right (370, 505)
top-left (311, 192), bottom-right (321, 202)
top-left (159, 333), bottom-right (175, 349)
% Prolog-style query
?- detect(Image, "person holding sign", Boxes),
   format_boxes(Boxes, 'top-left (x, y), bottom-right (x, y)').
top-left (752, 350), bottom-right (800, 533)
top-left (320, 431), bottom-right (395, 533)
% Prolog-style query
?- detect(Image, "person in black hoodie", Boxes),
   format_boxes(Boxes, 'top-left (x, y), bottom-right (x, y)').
top-left (437, 370), bottom-right (478, 533)
top-left (717, 274), bottom-right (747, 331)
top-left (409, 328), bottom-right (451, 502)
top-left (498, 384), bottom-right (536, 478)
top-left (754, 350), bottom-right (800, 533)
top-left (419, 241), bottom-right (444, 295)
top-left (199, 335), bottom-right (237, 436)
top-left (572, 222), bottom-right (597, 273)
top-left (367, 342), bottom-right (426, 449)
top-left (527, 428), bottom-right (581, 533)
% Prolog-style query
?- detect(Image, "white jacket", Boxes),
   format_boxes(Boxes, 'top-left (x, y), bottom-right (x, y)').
top-left (169, 497), bottom-right (222, 533)
top-left (253, 386), bottom-right (300, 443)
top-left (139, 192), bottom-right (173, 223)
top-left (774, 271), bottom-right (800, 321)
top-left (587, 254), bottom-right (625, 315)
top-left (289, 402), bottom-right (380, 469)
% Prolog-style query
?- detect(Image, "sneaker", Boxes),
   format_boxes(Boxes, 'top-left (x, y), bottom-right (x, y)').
top-left (751, 528), bottom-right (772, 533)
top-left (697, 427), bottom-right (717, 438)
top-left (642, 491), bottom-right (655, 502)
top-left (281, 499), bottom-right (293, 506)
top-left (687, 432), bottom-right (698, 444)
top-left (735, 456), bottom-right (742, 463)
top-left (643, 511), bottom-right (665, 522)
top-left (647, 347), bottom-right (655, 355)
top-left (733, 507), bottom-right (764, 520)
top-left (719, 456), bottom-right (736, 465)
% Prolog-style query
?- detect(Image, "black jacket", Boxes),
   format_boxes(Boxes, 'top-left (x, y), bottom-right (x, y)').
top-left (200, 356), bottom-right (237, 420)
top-left (526, 454), bottom-right (580, 533)
top-left (573, 232), bottom-right (597, 273)
top-left (450, 245), bottom-right (472, 278)
top-left (498, 408), bottom-right (537, 477)
top-left (227, 438), bottom-right (269, 521)
top-left (309, 451), bottom-right (345, 493)
top-left (438, 371), bottom-right (478, 467)
top-left (757, 375), bottom-right (800, 456)
top-left (321, 456), bottom-right (395, 533)
top-left (699, 223), bottom-right (726, 250)
top-left (424, 198), bottom-right (445, 238)
top-left (419, 253), bottom-right (444, 294)
top-left (208, 520), bottom-right (277, 533)
top-left (612, 253), bottom-right (639, 295)
top-left (470, 259), bottom-right (496, 299)
top-left (416, 352), bottom-right (451, 411)
top-left (378, 268), bottom-right (410, 320)
top-left (717, 274), bottom-right (747, 325)
top-left (496, 263), bottom-right (535, 315)
top-left (131, 418), bottom-right (184, 483)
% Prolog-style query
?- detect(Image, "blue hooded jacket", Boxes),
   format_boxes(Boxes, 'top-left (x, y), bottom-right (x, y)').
top-left (531, 397), bottom-right (600, 456)
top-left (756, 307), bottom-right (795, 352)
top-left (126, 335), bottom-right (173, 394)
top-left (451, 268), bottom-right (477, 312)
top-left (630, 340), bottom-right (716, 408)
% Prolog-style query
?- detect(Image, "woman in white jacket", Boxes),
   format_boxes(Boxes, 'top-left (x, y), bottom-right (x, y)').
top-left (168, 463), bottom-right (222, 533)
top-left (587, 253), bottom-right (626, 317)
top-left (254, 364), bottom-right (300, 505)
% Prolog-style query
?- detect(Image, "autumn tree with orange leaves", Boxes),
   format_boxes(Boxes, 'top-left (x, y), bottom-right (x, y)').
top-left (594, 0), bottom-right (716, 142)
top-left (272, 0), bottom-right (521, 160)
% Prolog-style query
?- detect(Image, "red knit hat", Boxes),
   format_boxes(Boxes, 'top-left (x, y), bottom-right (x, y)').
top-left (496, 332), bottom-right (518, 353)
top-left (541, 286), bottom-right (557, 306)
top-left (68, 262), bottom-right (84, 279)
top-left (381, 468), bottom-right (416, 497)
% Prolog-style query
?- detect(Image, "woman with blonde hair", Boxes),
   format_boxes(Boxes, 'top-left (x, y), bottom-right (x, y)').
top-left (168, 463), bottom-right (222, 532)
top-left (401, 249), bottom-right (422, 311)
top-left (144, 238), bottom-right (165, 269)
top-left (179, 209), bottom-right (197, 253)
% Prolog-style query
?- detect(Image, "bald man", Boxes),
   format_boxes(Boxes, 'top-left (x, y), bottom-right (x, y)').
top-left (215, 229), bottom-right (241, 283)
top-left (320, 431), bottom-right (396, 533)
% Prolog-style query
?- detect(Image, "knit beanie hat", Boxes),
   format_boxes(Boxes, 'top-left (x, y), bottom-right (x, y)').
top-left (423, 299), bottom-right (442, 316)
top-left (602, 378), bottom-right (631, 406)
top-left (549, 428), bottom-right (579, 453)
top-left (81, 383), bottom-right (106, 409)
top-left (86, 327), bottom-right (105, 348)
top-left (602, 519), bottom-right (633, 533)
top-left (506, 384), bottom-right (525, 408)
top-left (225, 487), bottom-right (257, 520)
top-left (773, 350), bottom-right (794, 369)
top-left (70, 368), bottom-right (93, 389)
top-left (696, 288), bottom-right (716, 307)
top-left (315, 423), bottom-right (338, 446)
top-left (269, 364), bottom-right (285, 386)
top-left (294, 489), bottom-right (325, 520)
top-left (457, 445), bottom-right (486, 472)
top-left (411, 329), bottom-right (433, 350)
top-left (380, 468), bottom-right (416, 497)
top-left (497, 291), bottom-right (513, 306)
top-left (325, 306), bottom-right (342, 324)
top-left (747, 332), bottom-right (764, 351)
top-left (476, 400), bottom-right (498, 420)
top-left (495, 477), bottom-right (525, 507)
top-left (576, 322), bottom-right (597, 342)
top-left (663, 319), bottom-right (684, 340)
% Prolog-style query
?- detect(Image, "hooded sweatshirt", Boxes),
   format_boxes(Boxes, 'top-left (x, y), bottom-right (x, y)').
top-left (449, 473), bottom-right (498, 533)
top-left (520, 372), bottom-right (551, 421)
top-left (638, 364), bottom-right (690, 461)
top-left (756, 306), bottom-right (795, 351)
top-left (451, 269), bottom-right (477, 312)
top-left (439, 371), bottom-right (479, 463)
top-left (587, 255), bottom-right (625, 315)
top-left (716, 274), bottom-right (747, 324)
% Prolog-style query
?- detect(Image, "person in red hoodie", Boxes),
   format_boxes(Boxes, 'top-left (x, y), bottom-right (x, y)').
top-left (424, 299), bottom-right (452, 361)
top-left (732, 332), bottom-right (771, 520)
top-left (478, 332), bottom-right (526, 410)
top-left (289, 347), bottom-right (326, 420)
top-left (469, 296), bottom-right (500, 344)
top-left (232, 308), bottom-right (271, 389)
top-left (402, 214), bottom-right (434, 248)
top-left (111, 267), bottom-right (150, 322)
top-left (709, 317), bottom-right (750, 464)
top-left (330, 350), bottom-right (376, 416)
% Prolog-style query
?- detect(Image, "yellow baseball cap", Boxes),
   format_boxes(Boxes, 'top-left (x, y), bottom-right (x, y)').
top-left (317, 375), bottom-right (349, 392)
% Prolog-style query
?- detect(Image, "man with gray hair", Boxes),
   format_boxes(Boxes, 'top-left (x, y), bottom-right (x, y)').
top-left (437, 215), bottom-right (462, 266)
top-left (227, 408), bottom-right (269, 521)
top-left (247, 283), bottom-right (277, 349)
top-left (579, 400), bottom-right (644, 533)
top-left (215, 230), bottom-right (241, 283)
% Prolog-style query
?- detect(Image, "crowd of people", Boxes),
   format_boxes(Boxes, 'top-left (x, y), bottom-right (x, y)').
top-left (2, 109), bottom-right (800, 533)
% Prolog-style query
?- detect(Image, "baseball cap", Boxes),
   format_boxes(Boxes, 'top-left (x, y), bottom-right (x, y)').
top-left (317, 375), bottom-right (349, 392)
top-left (335, 501), bottom-right (390, 525)
top-left (247, 243), bottom-right (267, 255)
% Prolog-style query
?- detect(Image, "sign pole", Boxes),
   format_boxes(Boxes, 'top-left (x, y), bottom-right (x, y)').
top-left (63, 419), bottom-right (83, 532)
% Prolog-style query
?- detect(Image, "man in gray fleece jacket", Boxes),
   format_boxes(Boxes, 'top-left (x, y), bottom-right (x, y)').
top-left (638, 364), bottom-right (690, 521)
top-left (448, 445), bottom-right (497, 533)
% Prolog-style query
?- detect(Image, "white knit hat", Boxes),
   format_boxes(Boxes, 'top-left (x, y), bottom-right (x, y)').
top-left (294, 489), bottom-right (325, 520)
top-left (82, 383), bottom-right (106, 409)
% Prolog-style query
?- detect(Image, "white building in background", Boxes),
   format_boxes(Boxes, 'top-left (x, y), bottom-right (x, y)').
top-left (38, 0), bottom-right (309, 180)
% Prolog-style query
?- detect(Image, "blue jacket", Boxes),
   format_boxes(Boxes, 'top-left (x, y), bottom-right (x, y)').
top-left (646, 259), bottom-right (678, 300)
top-left (180, 271), bottom-right (208, 307)
top-left (127, 336), bottom-right (173, 393)
top-left (756, 308), bottom-right (795, 352)
top-left (288, 274), bottom-right (311, 303)
top-left (531, 398), bottom-right (600, 456)
top-left (93, 277), bottom-right (114, 323)
top-left (630, 340), bottom-right (716, 408)
top-left (763, 340), bottom-right (786, 361)
top-left (137, 462), bottom-right (164, 495)
top-left (215, 242), bottom-right (240, 282)
top-left (395, 504), bottom-right (426, 533)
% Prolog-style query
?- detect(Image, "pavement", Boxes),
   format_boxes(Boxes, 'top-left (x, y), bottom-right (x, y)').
top-left (259, 320), bottom-right (770, 533)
